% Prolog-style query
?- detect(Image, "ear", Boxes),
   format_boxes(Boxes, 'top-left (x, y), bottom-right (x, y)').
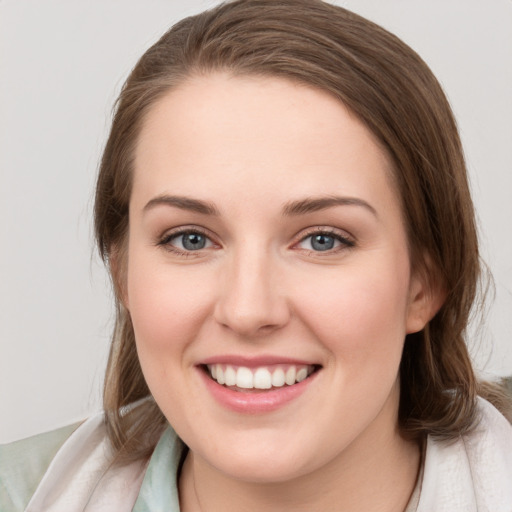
top-left (406, 266), bottom-right (446, 334)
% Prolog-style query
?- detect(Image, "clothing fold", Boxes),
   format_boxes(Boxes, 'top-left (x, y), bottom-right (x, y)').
top-left (1, 397), bottom-right (510, 511)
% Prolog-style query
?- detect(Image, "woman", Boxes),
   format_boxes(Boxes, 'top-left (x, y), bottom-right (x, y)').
top-left (2, 1), bottom-right (511, 510)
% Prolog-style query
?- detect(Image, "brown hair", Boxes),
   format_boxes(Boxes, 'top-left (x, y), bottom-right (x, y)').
top-left (94, 0), bottom-right (510, 461)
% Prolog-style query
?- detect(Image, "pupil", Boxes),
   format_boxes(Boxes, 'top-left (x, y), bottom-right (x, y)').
top-left (182, 233), bottom-right (206, 250)
top-left (312, 234), bottom-right (334, 251)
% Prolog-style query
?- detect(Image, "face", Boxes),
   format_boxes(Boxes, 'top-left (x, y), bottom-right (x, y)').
top-left (125, 73), bottom-right (433, 483)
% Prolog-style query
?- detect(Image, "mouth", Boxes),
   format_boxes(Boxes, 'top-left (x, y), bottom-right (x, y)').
top-left (202, 363), bottom-right (321, 392)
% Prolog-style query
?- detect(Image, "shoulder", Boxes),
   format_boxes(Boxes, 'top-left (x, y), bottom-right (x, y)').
top-left (463, 397), bottom-right (512, 497)
top-left (6, 412), bottom-right (150, 512)
top-left (418, 397), bottom-right (512, 512)
top-left (0, 421), bottom-right (81, 512)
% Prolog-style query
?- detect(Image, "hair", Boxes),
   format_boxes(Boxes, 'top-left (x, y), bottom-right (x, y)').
top-left (94, 0), bottom-right (511, 462)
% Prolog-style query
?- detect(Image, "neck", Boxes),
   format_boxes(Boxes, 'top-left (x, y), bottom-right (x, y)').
top-left (179, 414), bottom-right (421, 512)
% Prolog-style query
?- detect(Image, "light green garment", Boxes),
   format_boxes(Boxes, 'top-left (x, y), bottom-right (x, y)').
top-left (0, 423), bottom-right (81, 511)
top-left (0, 418), bottom-right (184, 511)
top-left (132, 427), bottom-right (182, 512)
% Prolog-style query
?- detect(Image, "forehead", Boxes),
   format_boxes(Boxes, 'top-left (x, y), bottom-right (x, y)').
top-left (132, 73), bottom-right (399, 216)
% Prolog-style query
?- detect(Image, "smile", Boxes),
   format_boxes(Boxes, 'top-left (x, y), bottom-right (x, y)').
top-left (206, 364), bottom-right (316, 391)
top-left (199, 357), bottom-right (322, 413)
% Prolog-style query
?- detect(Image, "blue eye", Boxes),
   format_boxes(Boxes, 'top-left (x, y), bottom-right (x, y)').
top-left (162, 231), bottom-right (213, 252)
top-left (182, 232), bottom-right (207, 250)
top-left (310, 234), bottom-right (336, 251)
top-left (297, 231), bottom-right (353, 252)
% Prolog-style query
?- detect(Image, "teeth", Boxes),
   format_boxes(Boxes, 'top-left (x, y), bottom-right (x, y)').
top-left (285, 366), bottom-right (296, 385)
top-left (236, 367), bottom-right (254, 389)
top-left (224, 366), bottom-right (237, 386)
top-left (271, 368), bottom-right (285, 387)
top-left (207, 364), bottom-right (314, 390)
top-left (253, 368), bottom-right (272, 389)
top-left (296, 368), bottom-right (308, 382)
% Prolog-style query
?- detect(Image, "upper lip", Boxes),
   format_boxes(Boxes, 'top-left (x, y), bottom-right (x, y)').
top-left (200, 354), bottom-right (321, 368)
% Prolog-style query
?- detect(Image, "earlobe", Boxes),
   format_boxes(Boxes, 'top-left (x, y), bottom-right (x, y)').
top-left (406, 271), bottom-right (446, 334)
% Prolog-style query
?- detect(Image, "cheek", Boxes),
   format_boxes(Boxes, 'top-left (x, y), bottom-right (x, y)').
top-left (126, 253), bottom-right (215, 359)
top-left (126, 257), bottom-right (218, 420)
top-left (294, 261), bottom-right (411, 367)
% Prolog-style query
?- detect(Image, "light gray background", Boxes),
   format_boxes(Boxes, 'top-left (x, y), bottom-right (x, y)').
top-left (1, 0), bottom-right (511, 443)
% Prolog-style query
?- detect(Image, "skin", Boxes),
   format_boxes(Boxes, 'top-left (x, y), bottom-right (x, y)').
top-left (124, 73), bottom-right (440, 511)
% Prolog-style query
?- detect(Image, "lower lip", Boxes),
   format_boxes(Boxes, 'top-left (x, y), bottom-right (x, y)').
top-left (198, 367), bottom-right (319, 413)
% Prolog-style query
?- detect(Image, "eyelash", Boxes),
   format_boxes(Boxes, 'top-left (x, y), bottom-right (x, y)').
top-left (156, 226), bottom-right (355, 256)
top-left (293, 227), bottom-right (355, 254)
top-left (157, 227), bottom-right (216, 257)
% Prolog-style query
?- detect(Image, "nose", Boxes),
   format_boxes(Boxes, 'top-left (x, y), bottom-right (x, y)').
top-left (213, 248), bottom-right (290, 338)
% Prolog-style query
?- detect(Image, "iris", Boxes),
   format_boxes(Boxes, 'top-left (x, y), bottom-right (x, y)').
top-left (182, 232), bottom-right (207, 250)
top-left (311, 234), bottom-right (335, 251)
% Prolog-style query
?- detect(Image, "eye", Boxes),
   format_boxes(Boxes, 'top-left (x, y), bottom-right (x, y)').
top-left (159, 229), bottom-right (214, 252)
top-left (296, 230), bottom-right (354, 252)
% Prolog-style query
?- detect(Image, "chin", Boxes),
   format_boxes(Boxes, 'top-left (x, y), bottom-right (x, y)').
top-left (215, 456), bottom-right (311, 484)
top-left (198, 436), bottom-right (320, 484)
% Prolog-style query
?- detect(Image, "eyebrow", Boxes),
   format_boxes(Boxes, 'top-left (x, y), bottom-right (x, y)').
top-left (282, 196), bottom-right (377, 217)
top-left (143, 194), bottom-right (377, 218)
top-left (143, 195), bottom-right (220, 216)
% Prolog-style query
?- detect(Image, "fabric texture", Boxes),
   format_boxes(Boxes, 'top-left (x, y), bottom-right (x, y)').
top-left (416, 398), bottom-right (512, 511)
top-left (0, 422), bottom-right (80, 511)
top-left (1, 397), bottom-right (511, 511)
